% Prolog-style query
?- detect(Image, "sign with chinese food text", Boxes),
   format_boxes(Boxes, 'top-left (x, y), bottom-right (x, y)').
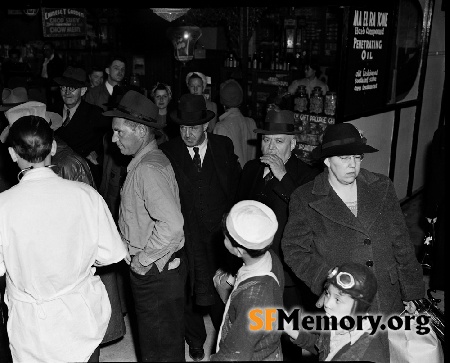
top-left (42, 8), bottom-right (86, 37)
top-left (342, 7), bottom-right (393, 118)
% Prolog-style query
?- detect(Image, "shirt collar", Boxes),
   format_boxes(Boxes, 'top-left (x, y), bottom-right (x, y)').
top-left (127, 139), bottom-right (158, 173)
top-left (105, 81), bottom-right (114, 95)
top-left (187, 132), bottom-right (208, 153)
top-left (219, 107), bottom-right (239, 121)
top-left (63, 100), bottom-right (81, 118)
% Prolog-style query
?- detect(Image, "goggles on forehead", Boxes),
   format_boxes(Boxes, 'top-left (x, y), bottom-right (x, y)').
top-left (327, 267), bottom-right (355, 290)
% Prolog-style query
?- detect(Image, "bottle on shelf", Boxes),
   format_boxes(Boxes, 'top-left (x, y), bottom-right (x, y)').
top-left (324, 91), bottom-right (337, 116)
top-left (252, 52), bottom-right (258, 69)
top-left (258, 51), bottom-right (264, 70)
top-left (310, 86), bottom-right (324, 114)
top-left (294, 85), bottom-right (308, 113)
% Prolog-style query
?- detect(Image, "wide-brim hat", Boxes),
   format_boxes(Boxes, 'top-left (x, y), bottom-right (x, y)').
top-left (0, 101), bottom-right (62, 143)
top-left (0, 87), bottom-right (29, 111)
top-left (226, 200), bottom-right (278, 250)
top-left (170, 94), bottom-right (215, 126)
top-left (326, 262), bottom-right (378, 305)
top-left (254, 109), bottom-right (301, 135)
top-left (311, 123), bottom-right (378, 160)
top-left (54, 66), bottom-right (88, 88)
top-left (103, 90), bottom-right (162, 129)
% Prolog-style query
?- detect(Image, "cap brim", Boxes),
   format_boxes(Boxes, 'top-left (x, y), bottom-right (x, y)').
top-left (103, 109), bottom-right (164, 129)
top-left (170, 110), bottom-right (215, 126)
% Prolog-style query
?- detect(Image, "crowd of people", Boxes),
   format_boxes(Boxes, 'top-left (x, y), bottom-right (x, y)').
top-left (0, 43), bottom-right (431, 363)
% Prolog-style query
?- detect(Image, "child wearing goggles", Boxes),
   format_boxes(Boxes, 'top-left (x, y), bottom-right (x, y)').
top-left (285, 262), bottom-right (387, 362)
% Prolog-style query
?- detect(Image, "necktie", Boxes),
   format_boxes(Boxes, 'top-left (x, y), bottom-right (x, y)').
top-left (193, 147), bottom-right (201, 172)
top-left (62, 109), bottom-right (71, 127)
top-left (264, 168), bottom-right (274, 184)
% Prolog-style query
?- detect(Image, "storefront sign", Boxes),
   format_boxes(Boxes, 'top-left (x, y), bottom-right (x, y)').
top-left (42, 8), bottom-right (86, 37)
top-left (342, 7), bottom-right (393, 118)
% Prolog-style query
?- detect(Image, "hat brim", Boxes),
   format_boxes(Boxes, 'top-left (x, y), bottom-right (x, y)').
top-left (103, 109), bottom-right (164, 129)
top-left (0, 111), bottom-right (62, 143)
top-left (253, 128), bottom-right (302, 135)
top-left (170, 109), bottom-right (215, 126)
top-left (54, 77), bottom-right (88, 88)
top-left (311, 143), bottom-right (379, 160)
top-left (0, 101), bottom-right (27, 111)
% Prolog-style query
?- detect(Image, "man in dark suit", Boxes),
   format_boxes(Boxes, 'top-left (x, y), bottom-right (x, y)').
top-left (236, 109), bottom-right (320, 361)
top-left (52, 66), bottom-right (108, 189)
top-left (85, 55), bottom-right (126, 112)
top-left (160, 94), bottom-right (241, 361)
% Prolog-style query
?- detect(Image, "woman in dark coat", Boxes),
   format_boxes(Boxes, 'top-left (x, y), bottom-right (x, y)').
top-left (281, 123), bottom-right (424, 360)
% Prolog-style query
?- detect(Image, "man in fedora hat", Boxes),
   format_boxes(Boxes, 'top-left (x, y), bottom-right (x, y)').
top-left (103, 90), bottom-right (187, 362)
top-left (52, 66), bottom-right (109, 188)
top-left (159, 93), bottom-right (241, 361)
top-left (236, 109), bottom-right (320, 360)
top-left (281, 122), bottom-right (423, 361)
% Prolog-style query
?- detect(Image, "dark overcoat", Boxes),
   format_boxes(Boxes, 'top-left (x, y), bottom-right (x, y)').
top-left (282, 168), bottom-right (424, 316)
top-left (160, 133), bottom-right (241, 304)
top-left (52, 100), bottom-right (106, 158)
top-left (236, 156), bottom-right (320, 285)
top-left (84, 82), bottom-right (110, 112)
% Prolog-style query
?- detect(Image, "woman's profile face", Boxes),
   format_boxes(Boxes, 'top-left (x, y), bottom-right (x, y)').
top-left (324, 155), bottom-right (361, 186)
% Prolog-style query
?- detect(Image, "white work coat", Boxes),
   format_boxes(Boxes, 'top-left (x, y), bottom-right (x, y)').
top-left (0, 167), bottom-right (127, 362)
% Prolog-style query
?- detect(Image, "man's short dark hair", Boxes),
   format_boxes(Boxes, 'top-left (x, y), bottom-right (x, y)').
top-left (43, 42), bottom-right (55, 51)
top-left (8, 115), bottom-right (53, 163)
top-left (106, 54), bottom-right (127, 68)
top-left (221, 213), bottom-right (272, 258)
top-left (89, 65), bottom-right (104, 75)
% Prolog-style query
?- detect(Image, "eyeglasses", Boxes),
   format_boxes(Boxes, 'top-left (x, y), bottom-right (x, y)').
top-left (337, 155), bottom-right (364, 163)
top-left (60, 86), bottom-right (78, 93)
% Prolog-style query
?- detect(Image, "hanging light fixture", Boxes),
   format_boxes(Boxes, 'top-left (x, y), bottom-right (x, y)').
top-left (167, 26), bottom-right (202, 63)
top-left (23, 8), bottom-right (39, 17)
top-left (150, 8), bottom-right (190, 22)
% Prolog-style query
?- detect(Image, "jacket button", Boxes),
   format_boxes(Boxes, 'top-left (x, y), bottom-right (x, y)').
top-left (364, 238), bottom-right (371, 245)
top-left (366, 260), bottom-right (374, 267)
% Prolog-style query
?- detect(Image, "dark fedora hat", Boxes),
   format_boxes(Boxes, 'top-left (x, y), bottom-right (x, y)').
top-left (311, 123), bottom-right (378, 160)
top-left (0, 87), bottom-right (28, 111)
top-left (103, 90), bottom-right (162, 129)
top-left (54, 66), bottom-right (88, 88)
top-left (254, 109), bottom-right (301, 135)
top-left (170, 94), bottom-right (215, 126)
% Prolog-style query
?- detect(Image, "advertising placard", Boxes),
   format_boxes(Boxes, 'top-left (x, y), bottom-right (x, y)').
top-left (42, 8), bottom-right (86, 38)
top-left (342, 7), bottom-right (393, 118)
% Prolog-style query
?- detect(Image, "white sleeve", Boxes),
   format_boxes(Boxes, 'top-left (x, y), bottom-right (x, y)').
top-left (95, 194), bottom-right (127, 266)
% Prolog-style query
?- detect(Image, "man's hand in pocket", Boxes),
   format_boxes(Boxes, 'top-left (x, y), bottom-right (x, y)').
top-left (168, 258), bottom-right (180, 270)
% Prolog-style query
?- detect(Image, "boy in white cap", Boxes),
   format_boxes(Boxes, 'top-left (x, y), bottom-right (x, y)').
top-left (211, 200), bottom-right (284, 361)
